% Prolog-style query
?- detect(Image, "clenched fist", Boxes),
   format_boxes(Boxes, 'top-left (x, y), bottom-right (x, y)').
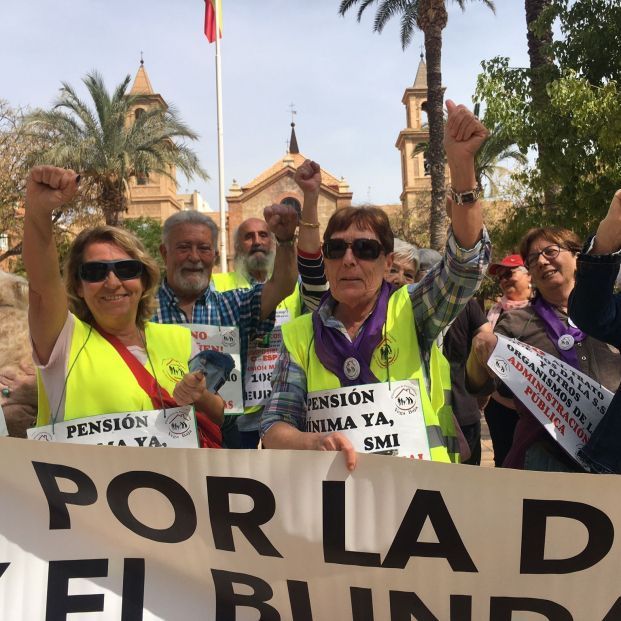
top-left (26, 166), bottom-right (79, 215)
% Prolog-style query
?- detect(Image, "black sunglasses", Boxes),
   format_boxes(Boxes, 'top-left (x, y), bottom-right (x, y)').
top-left (79, 260), bottom-right (144, 283)
top-left (322, 238), bottom-right (384, 261)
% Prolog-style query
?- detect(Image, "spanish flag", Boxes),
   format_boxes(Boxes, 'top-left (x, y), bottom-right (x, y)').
top-left (204, 0), bottom-right (222, 43)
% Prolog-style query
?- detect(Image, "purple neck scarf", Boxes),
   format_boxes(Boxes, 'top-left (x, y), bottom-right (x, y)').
top-left (313, 280), bottom-right (396, 386)
top-left (532, 294), bottom-right (586, 368)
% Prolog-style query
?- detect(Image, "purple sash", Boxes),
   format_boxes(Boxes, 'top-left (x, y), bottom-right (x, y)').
top-left (532, 295), bottom-right (586, 368)
top-left (312, 281), bottom-right (396, 386)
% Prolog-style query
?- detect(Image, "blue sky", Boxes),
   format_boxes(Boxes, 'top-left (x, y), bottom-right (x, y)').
top-left (3, 0), bottom-right (529, 210)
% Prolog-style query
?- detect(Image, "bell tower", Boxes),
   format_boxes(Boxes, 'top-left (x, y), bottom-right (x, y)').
top-left (395, 54), bottom-right (439, 212)
top-left (125, 57), bottom-right (182, 221)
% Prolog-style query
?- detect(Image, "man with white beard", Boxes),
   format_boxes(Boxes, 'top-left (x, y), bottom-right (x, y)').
top-left (212, 217), bottom-right (301, 447)
top-left (153, 207), bottom-right (299, 448)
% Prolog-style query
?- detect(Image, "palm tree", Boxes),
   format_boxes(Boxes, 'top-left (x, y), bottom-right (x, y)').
top-left (26, 71), bottom-right (208, 225)
top-left (414, 122), bottom-right (527, 197)
top-left (525, 0), bottom-right (557, 209)
top-left (474, 124), bottom-right (527, 197)
top-left (339, 0), bottom-right (495, 250)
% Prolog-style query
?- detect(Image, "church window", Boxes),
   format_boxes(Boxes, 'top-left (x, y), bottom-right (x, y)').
top-left (281, 196), bottom-right (302, 218)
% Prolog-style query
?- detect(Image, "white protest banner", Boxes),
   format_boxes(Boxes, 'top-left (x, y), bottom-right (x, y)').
top-left (244, 328), bottom-right (282, 408)
top-left (27, 406), bottom-right (198, 448)
top-left (184, 323), bottom-right (243, 414)
top-left (488, 335), bottom-right (613, 465)
top-left (306, 380), bottom-right (430, 459)
top-left (3, 438), bottom-right (621, 619)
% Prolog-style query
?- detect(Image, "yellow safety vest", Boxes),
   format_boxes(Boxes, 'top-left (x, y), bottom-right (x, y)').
top-left (37, 316), bottom-right (192, 426)
top-left (211, 271), bottom-right (302, 318)
top-left (281, 286), bottom-right (459, 463)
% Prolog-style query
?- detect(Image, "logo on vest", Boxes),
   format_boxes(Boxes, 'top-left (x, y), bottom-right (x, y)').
top-left (375, 335), bottom-right (398, 368)
top-left (163, 358), bottom-right (185, 383)
top-left (343, 357), bottom-right (361, 380)
top-left (392, 384), bottom-right (419, 415)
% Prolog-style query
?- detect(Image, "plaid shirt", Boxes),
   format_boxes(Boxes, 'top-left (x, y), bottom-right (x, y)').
top-left (260, 227), bottom-right (492, 435)
top-left (153, 279), bottom-right (275, 377)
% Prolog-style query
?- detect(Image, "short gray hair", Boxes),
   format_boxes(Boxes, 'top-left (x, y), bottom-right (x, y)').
top-left (392, 238), bottom-right (419, 266)
top-left (162, 211), bottom-right (219, 247)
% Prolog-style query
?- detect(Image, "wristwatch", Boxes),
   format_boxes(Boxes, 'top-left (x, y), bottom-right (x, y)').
top-left (448, 183), bottom-right (483, 205)
top-left (276, 235), bottom-right (297, 247)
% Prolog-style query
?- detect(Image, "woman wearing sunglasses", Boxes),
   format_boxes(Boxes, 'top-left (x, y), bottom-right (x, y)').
top-left (23, 166), bottom-right (224, 445)
top-left (468, 227), bottom-right (621, 471)
top-left (261, 101), bottom-right (491, 470)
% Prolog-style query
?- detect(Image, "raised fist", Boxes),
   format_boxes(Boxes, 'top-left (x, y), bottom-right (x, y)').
top-left (263, 203), bottom-right (299, 242)
top-left (26, 166), bottom-right (79, 215)
top-left (444, 100), bottom-right (489, 163)
top-left (294, 159), bottom-right (321, 195)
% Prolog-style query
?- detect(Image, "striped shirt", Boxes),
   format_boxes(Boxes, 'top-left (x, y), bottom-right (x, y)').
top-left (298, 248), bottom-right (328, 311)
top-left (260, 227), bottom-right (491, 436)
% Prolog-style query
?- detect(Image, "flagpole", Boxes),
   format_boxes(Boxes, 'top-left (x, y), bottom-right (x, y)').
top-left (214, 1), bottom-right (227, 272)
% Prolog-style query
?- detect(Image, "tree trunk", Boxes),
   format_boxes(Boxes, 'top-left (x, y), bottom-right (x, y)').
top-left (525, 0), bottom-right (557, 209)
top-left (419, 1), bottom-right (448, 251)
top-left (101, 179), bottom-right (126, 226)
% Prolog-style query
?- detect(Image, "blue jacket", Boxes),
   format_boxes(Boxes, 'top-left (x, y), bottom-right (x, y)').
top-left (569, 248), bottom-right (621, 473)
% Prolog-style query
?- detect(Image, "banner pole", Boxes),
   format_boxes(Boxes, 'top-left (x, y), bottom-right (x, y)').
top-left (214, 1), bottom-right (227, 272)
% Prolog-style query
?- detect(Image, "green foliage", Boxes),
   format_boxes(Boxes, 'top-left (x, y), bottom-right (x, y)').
top-left (475, 0), bottom-right (621, 243)
top-left (0, 101), bottom-right (100, 267)
top-left (122, 217), bottom-right (164, 270)
top-left (552, 0), bottom-right (621, 84)
top-left (25, 71), bottom-right (207, 226)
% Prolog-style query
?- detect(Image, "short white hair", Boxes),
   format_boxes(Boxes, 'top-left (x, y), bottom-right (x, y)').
top-left (392, 238), bottom-right (419, 267)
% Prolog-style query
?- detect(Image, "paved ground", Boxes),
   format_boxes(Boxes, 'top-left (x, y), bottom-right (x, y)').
top-left (480, 418), bottom-right (495, 468)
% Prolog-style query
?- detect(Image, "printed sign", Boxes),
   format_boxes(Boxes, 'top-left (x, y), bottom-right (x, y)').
top-left (306, 380), bottom-right (430, 459)
top-left (27, 406), bottom-right (199, 448)
top-left (184, 324), bottom-right (243, 414)
top-left (244, 328), bottom-right (282, 408)
top-left (488, 335), bottom-right (613, 465)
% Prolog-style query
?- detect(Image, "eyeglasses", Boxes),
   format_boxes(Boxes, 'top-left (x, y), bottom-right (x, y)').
top-left (322, 238), bottom-right (384, 261)
top-left (525, 244), bottom-right (566, 269)
top-left (79, 260), bottom-right (144, 283)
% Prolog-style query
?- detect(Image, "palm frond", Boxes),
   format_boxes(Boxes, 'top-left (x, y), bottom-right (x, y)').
top-left (374, 0), bottom-right (409, 33)
top-left (451, 0), bottom-right (495, 11)
top-left (338, 0), bottom-right (377, 20)
top-left (399, 1), bottom-right (419, 48)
